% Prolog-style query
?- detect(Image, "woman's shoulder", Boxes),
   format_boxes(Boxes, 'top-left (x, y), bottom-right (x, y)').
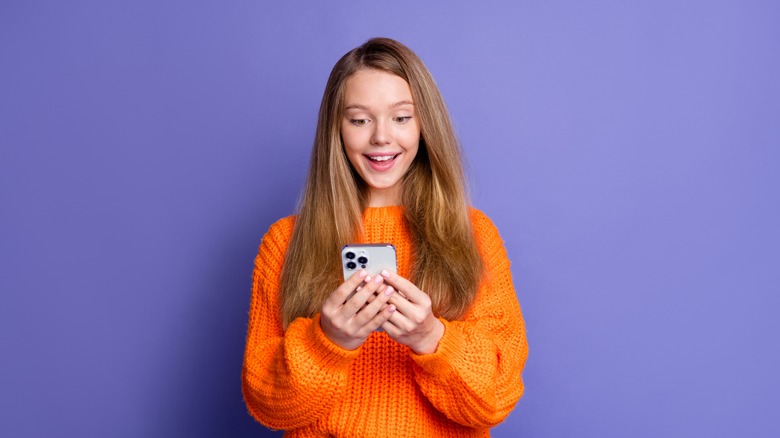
top-left (467, 207), bottom-right (506, 249)
top-left (258, 215), bottom-right (297, 252)
top-left (266, 215), bottom-right (296, 235)
top-left (468, 207), bottom-right (499, 233)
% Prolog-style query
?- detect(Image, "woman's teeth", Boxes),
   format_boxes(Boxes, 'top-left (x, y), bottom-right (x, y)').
top-left (368, 155), bottom-right (395, 162)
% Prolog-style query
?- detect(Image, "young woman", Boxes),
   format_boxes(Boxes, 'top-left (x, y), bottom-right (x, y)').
top-left (242, 37), bottom-right (528, 437)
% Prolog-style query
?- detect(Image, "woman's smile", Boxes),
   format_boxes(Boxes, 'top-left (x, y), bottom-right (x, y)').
top-left (364, 152), bottom-right (401, 171)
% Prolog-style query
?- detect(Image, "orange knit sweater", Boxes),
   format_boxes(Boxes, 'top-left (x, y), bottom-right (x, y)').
top-left (242, 206), bottom-right (528, 437)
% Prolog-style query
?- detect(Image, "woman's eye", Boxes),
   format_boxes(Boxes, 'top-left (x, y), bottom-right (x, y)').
top-left (393, 116), bottom-right (412, 124)
top-left (351, 119), bottom-right (368, 126)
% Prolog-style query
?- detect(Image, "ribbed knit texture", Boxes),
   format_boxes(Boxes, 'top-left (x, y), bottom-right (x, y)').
top-left (242, 206), bottom-right (528, 437)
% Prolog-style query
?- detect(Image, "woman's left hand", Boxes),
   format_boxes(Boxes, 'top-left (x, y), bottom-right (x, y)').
top-left (379, 270), bottom-right (445, 355)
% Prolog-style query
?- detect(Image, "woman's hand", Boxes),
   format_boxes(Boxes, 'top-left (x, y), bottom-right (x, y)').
top-left (320, 270), bottom-right (397, 350)
top-left (379, 270), bottom-right (445, 355)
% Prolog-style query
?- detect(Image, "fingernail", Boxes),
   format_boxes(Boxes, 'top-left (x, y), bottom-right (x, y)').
top-left (384, 286), bottom-right (394, 296)
top-left (381, 270), bottom-right (390, 277)
top-left (364, 276), bottom-right (372, 282)
top-left (359, 270), bottom-right (368, 278)
top-left (388, 304), bottom-right (396, 312)
top-left (374, 275), bottom-right (383, 284)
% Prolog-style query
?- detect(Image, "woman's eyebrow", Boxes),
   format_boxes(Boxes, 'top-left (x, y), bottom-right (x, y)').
top-left (391, 100), bottom-right (414, 108)
top-left (344, 101), bottom-right (415, 111)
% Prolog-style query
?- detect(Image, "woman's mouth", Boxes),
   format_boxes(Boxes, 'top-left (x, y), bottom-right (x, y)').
top-left (365, 153), bottom-right (400, 171)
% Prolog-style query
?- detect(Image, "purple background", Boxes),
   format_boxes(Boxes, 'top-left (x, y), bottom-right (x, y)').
top-left (2, 1), bottom-right (779, 437)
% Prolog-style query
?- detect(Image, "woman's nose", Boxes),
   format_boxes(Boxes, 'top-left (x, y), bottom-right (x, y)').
top-left (370, 120), bottom-right (391, 145)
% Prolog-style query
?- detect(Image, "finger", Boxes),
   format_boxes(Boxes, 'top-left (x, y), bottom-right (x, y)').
top-left (386, 307), bottom-right (414, 332)
top-left (341, 274), bottom-right (384, 316)
top-left (328, 270), bottom-right (369, 306)
top-left (354, 286), bottom-right (394, 327)
top-left (358, 288), bottom-right (383, 311)
top-left (387, 292), bottom-right (416, 316)
top-left (361, 303), bottom-right (397, 334)
top-left (380, 270), bottom-right (427, 303)
top-left (359, 289), bottom-right (382, 309)
top-left (381, 316), bottom-right (403, 337)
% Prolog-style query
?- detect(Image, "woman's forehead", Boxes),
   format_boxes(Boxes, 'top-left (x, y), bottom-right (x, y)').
top-left (342, 70), bottom-right (414, 110)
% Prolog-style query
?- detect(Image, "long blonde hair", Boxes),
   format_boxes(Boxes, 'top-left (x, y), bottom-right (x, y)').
top-left (279, 37), bottom-right (483, 328)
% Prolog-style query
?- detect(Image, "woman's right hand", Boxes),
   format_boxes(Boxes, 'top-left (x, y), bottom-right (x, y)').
top-left (320, 270), bottom-right (397, 350)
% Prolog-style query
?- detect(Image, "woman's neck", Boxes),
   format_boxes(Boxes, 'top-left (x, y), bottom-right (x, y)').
top-left (367, 187), bottom-right (402, 207)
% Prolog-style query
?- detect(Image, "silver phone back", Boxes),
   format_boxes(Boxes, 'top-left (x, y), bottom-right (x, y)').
top-left (341, 244), bottom-right (397, 281)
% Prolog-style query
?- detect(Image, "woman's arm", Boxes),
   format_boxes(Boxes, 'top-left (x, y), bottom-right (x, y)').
top-left (241, 218), bottom-right (359, 430)
top-left (408, 210), bottom-right (528, 428)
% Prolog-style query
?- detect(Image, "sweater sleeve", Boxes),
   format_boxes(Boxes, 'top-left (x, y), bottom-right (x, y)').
top-left (410, 210), bottom-right (528, 428)
top-left (241, 217), bottom-right (360, 430)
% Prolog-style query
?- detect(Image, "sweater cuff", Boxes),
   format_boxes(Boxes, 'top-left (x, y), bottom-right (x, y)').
top-left (290, 314), bottom-right (361, 370)
top-left (410, 318), bottom-right (463, 378)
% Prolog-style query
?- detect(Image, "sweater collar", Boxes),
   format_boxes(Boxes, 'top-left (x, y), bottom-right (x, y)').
top-left (362, 205), bottom-right (404, 222)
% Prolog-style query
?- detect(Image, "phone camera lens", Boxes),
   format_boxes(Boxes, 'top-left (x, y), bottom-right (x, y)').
top-left (345, 251), bottom-right (355, 260)
top-left (346, 261), bottom-right (356, 269)
top-left (357, 256), bottom-right (368, 264)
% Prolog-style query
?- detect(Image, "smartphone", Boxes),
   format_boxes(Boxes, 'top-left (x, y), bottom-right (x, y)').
top-left (341, 244), bottom-right (397, 281)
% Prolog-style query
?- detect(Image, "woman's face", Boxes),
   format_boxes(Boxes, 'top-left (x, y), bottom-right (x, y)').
top-left (341, 69), bottom-right (420, 207)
